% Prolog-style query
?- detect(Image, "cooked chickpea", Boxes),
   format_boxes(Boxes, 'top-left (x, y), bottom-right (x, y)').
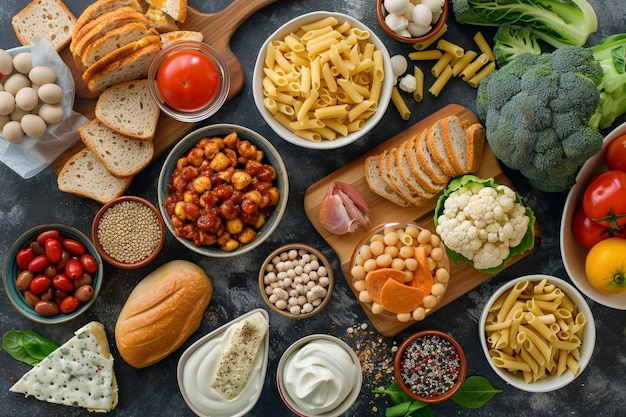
top-left (226, 218), bottom-right (244, 234)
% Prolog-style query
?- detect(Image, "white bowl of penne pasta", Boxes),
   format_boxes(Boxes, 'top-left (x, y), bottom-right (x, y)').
top-left (479, 275), bottom-right (595, 392)
top-left (252, 11), bottom-right (395, 149)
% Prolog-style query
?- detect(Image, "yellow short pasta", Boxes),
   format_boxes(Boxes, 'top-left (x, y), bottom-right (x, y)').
top-left (261, 17), bottom-right (386, 142)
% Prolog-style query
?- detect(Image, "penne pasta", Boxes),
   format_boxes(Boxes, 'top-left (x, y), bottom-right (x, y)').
top-left (473, 31), bottom-right (495, 61)
top-left (408, 50), bottom-right (443, 61)
top-left (467, 61), bottom-right (496, 88)
top-left (437, 39), bottom-right (464, 58)
top-left (413, 23), bottom-right (447, 50)
top-left (412, 66), bottom-right (424, 102)
top-left (391, 87), bottom-right (410, 120)
top-left (460, 53), bottom-right (489, 80)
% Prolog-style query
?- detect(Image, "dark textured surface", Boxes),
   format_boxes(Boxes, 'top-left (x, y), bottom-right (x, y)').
top-left (1, 1), bottom-right (625, 416)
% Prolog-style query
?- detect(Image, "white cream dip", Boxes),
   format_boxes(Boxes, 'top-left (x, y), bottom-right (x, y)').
top-left (282, 339), bottom-right (360, 415)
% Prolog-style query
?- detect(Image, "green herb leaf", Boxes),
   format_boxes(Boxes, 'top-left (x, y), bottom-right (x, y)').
top-left (2, 330), bottom-right (58, 366)
top-left (373, 380), bottom-right (412, 405)
top-left (385, 401), bottom-right (431, 417)
top-left (451, 375), bottom-right (503, 409)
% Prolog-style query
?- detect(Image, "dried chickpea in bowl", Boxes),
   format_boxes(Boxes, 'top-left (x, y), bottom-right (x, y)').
top-left (349, 221), bottom-right (450, 322)
top-left (158, 124), bottom-right (288, 258)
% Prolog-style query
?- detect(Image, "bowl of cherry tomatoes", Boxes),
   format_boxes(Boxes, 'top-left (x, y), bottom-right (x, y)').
top-left (560, 121), bottom-right (626, 309)
top-left (147, 41), bottom-right (230, 123)
top-left (3, 224), bottom-right (103, 324)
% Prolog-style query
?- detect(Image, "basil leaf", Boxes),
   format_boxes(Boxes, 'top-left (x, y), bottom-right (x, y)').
top-left (385, 401), bottom-right (430, 417)
top-left (373, 380), bottom-right (412, 405)
top-left (2, 330), bottom-right (58, 366)
top-left (451, 375), bottom-right (502, 409)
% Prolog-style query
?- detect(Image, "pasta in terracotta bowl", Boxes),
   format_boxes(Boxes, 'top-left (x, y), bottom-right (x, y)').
top-left (252, 11), bottom-right (395, 149)
top-left (479, 275), bottom-right (596, 392)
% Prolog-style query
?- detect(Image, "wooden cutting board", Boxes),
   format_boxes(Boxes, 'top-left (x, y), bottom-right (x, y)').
top-left (51, 0), bottom-right (278, 174)
top-left (304, 103), bottom-right (540, 337)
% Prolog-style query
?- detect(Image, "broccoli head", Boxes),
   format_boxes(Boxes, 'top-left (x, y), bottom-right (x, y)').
top-left (493, 24), bottom-right (541, 66)
top-left (477, 42), bottom-right (616, 192)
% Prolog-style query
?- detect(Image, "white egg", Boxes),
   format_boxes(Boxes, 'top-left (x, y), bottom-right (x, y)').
top-left (0, 91), bottom-right (16, 116)
top-left (21, 114), bottom-right (47, 138)
top-left (431, 8), bottom-right (443, 25)
top-left (384, 13), bottom-right (409, 33)
top-left (0, 49), bottom-right (13, 76)
top-left (11, 106), bottom-right (29, 122)
top-left (390, 55), bottom-right (408, 77)
top-left (29, 65), bottom-right (56, 85)
top-left (3, 73), bottom-right (30, 96)
top-left (39, 103), bottom-right (64, 124)
top-left (402, 3), bottom-right (415, 20)
top-left (407, 22), bottom-right (432, 37)
top-left (12, 52), bottom-right (33, 74)
top-left (384, 0), bottom-right (411, 15)
top-left (15, 87), bottom-right (39, 111)
top-left (411, 4), bottom-right (433, 27)
top-left (2, 120), bottom-right (24, 143)
top-left (38, 83), bottom-right (63, 104)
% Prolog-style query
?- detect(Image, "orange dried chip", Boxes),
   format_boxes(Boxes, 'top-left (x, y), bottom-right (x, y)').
top-left (365, 268), bottom-right (406, 304)
top-left (380, 278), bottom-right (425, 313)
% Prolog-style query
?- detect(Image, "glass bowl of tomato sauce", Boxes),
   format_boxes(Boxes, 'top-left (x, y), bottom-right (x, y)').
top-left (148, 41), bottom-right (230, 123)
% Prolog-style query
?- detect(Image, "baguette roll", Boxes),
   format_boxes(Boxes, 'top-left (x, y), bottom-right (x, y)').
top-left (115, 260), bottom-right (213, 368)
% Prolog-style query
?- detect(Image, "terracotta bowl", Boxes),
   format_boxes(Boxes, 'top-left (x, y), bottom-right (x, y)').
top-left (376, 0), bottom-right (449, 44)
top-left (394, 329), bottom-right (466, 403)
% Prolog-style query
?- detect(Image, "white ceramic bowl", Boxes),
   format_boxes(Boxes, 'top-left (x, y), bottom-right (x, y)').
top-left (158, 123), bottom-right (288, 257)
top-left (560, 121), bottom-right (626, 309)
top-left (177, 309), bottom-right (269, 417)
top-left (277, 334), bottom-right (362, 416)
top-left (479, 275), bottom-right (595, 392)
top-left (252, 11), bottom-right (394, 150)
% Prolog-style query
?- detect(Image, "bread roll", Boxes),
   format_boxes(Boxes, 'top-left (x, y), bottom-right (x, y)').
top-left (115, 260), bottom-right (212, 368)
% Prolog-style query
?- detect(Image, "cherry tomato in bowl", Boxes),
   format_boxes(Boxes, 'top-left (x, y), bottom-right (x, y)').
top-left (582, 170), bottom-right (626, 228)
top-left (605, 134), bottom-right (626, 172)
top-left (572, 205), bottom-right (626, 249)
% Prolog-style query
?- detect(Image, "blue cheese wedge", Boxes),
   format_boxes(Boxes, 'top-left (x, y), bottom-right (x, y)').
top-left (210, 311), bottom-right (269, 400)
top-left (10, 321), bottom-right (118, 412)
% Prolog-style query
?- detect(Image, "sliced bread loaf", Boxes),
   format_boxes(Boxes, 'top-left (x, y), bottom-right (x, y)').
top-left (398, 139), bottom-right (444, 197)
top-left (146, 0), bottom-right (188, 22)
top-left (95, 79), bottom-right (160, 140)
top-left (465, 123), bottom-right (486, 173)
top-left (80, 22), bottom-right (158, 68)
top-left (12, 0), bottom-right (77, 52)
top-left (57, 148), bottom-right (132, 204)
top-left (364, 155), bottom-right (409, 207)
top-left (441, 116), bottom-right (473, 175)
top-left (411, 130), bottom-right (450, 185)
top-left (426, 119), bottom-right (457, 177)
top-left (84, 41), bottom-right (161, 96)
top-left (390, 145), bottom-right (436, 206)
top-left (71, 0), bottom-right (143, 51)
top-left (79, 119), bottom-right (154, 177)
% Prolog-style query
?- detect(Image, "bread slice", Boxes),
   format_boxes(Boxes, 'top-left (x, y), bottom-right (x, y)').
top-left (71, 0), bottom-right (143, 50)
top-left (95, 79), bottom-right (160, 140)
top-left (160, 30), bottom-right (204, 47)
top-left (412, 130), bottom-right (450, 185)
top-left (364, 154), bottom-right (409, 207)
top-left (146, 0), bottom-right (188, 22)
top-left (145, 4), bottom-right (179, 33)
top-left (80, 22), bottom-right (158, 68)
top-left (72, 7), bottom-right (148, 60)
top-left (84, 41), bottom-right (161, 96)
top-left (390, 145), bottom-right (436, 206)
top-left (57, 148), bottom-right (132, 204)
top-left (10, 321), bottom-right (118, 412)
top-left (465, 123), bottom-right (486, 173)
top-left (426, 119), bottom-right (458, 177)
top-left (80, 119), bottom-right (155, 177)
top-left (440, 116), bottom-right (473, 176)
top-left (12, 0), bottom-right (77, 52)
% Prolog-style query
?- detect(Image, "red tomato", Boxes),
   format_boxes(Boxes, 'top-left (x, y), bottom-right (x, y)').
top-left (572, 205), bottom-right (626, 248)
top-left (44, 238), bottom-right (63, 264)
top-left (80, 254), bottom-right (98, 274)
top-left (606, 134), bottom-right (626, 172)
top-left (16, 247), bottom-right (35, 270)
top-left (29, 275), bottom-right (51, 295)
top-left (52, 273), bottom-right (75, 292)
top-left (156, 50), bottom-right (220, 111)
top-left (62, 238), bottom-right (86, 256)
top-left (28, 255), bottom-right (50, 273)
top-left (59, 296), bottom-right (80, 314)
top-left (583, 170), bottom-right (626, 228)
top-left (64, 258), bottom-right (83, 280)
top-left (36, 229), bottom-right (60, 246)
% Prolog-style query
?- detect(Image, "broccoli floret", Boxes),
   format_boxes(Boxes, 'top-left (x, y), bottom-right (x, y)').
top-left (478, 33), bottom-right (626, 192)
top-left (452, 0), bottom-right (598, 48)
top-left (493, 25), bottom-right (541, 66)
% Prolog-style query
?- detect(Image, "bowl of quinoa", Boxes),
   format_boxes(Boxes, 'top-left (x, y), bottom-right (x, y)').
top-left (394, 329), bottom-right (466, 403)
top-left (92, 196), bottom-right (165, 269)
top-left (258, 243), bottom-right (334, 319)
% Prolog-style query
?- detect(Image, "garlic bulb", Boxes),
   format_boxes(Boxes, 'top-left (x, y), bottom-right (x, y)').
top-left (319, 182), bottom-right (370, 235)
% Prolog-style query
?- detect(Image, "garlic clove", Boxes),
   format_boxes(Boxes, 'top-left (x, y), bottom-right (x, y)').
top-left (319, 182), bottom-right (370, 235)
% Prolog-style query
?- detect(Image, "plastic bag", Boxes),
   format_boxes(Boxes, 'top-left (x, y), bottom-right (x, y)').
top-left (0, 36), bottom-right (89, 179)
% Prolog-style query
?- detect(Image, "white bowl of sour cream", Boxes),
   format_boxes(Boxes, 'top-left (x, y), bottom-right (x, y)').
top-left (277, 334), bottom-right (362, 416)
top-left (177, 308), bottom-right (270, 417)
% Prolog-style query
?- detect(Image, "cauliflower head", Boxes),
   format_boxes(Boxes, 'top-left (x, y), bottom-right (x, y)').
top-left (434, 175), bottom-right (535, 272)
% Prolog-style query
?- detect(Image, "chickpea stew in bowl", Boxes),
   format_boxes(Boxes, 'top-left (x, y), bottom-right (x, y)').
top-left (157, 124), bottom-right (289, 258)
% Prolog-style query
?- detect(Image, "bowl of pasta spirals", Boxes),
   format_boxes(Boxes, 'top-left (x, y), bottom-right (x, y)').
top-left (479, 275), bottom-right (595, 392)
top-left (157, 124), bottom-right (288, 257)
top-left (252, 11), bottom-right (395, 150)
